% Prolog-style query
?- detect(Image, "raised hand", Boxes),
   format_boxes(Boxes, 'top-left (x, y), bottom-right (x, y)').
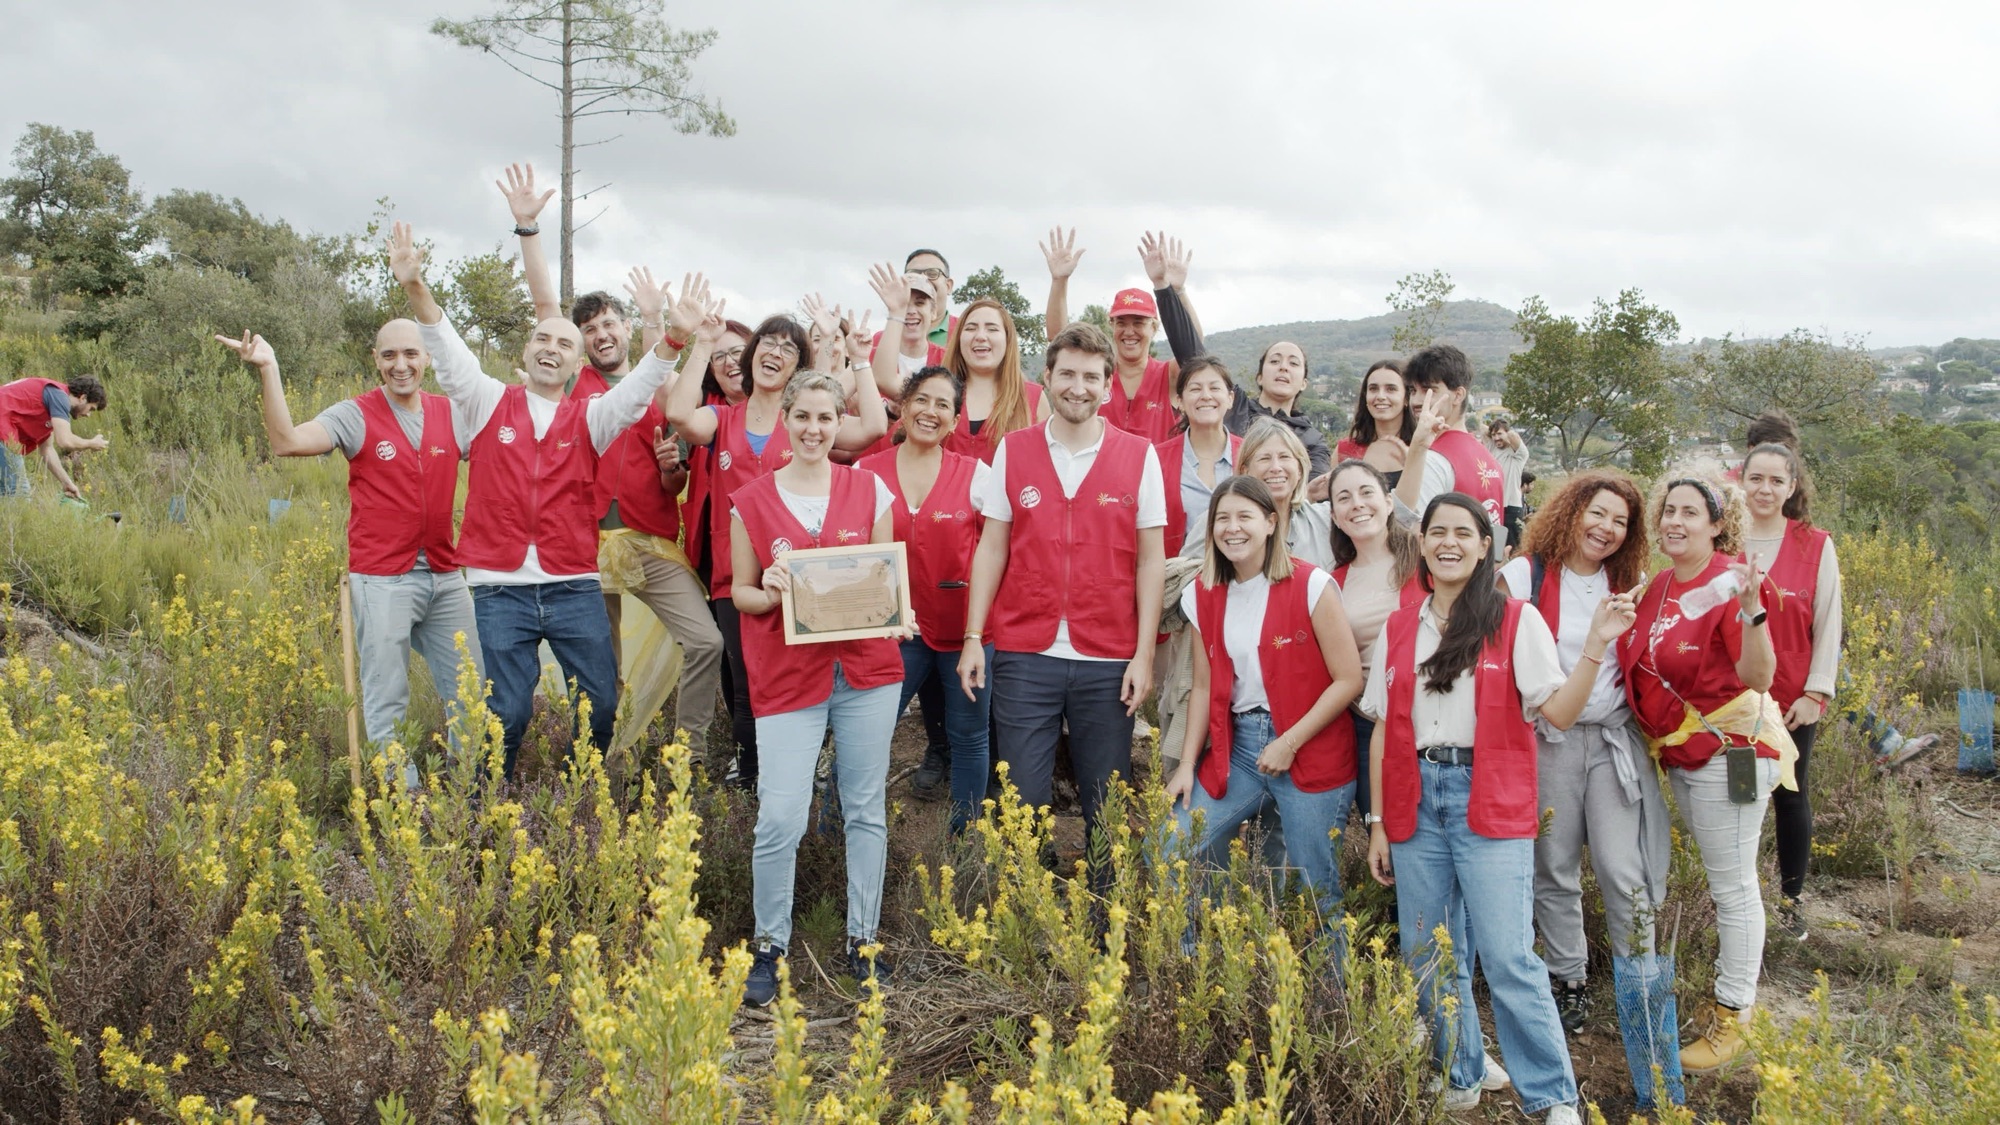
top-left (867, 263), bottom-right (909, 318)
top-left (214, 330), bottom-right (277, 371)
top-left (1160, 234), bottom-right (1192, 289)
top-left (624, 266), bottom-right (666, 326)
top-left (694, 298), bottom-right (730, 347)
top-left (800, 292), bottom-right (842, 344)
top-left (1409, 387), bottom-right (1448, 450)
top-left (1138, 230), bottom-right (1172, 289)
top-left (1589, 590), bottom-right (1638, 649)
top-left (496, 163), bottom-right (555, 227)
top-left (845, 309), bottom-right (875, 363)
top-left (1040, 226), bottom-right (1085, 280)
top-left (651, 425), bottom-right (682, 474)
top-left (1726, 558), bottom-right (1767, 612)
top-left (665, 273), bottom-right (711, 341)
top-left (387, 222), bottom-right (424, 287)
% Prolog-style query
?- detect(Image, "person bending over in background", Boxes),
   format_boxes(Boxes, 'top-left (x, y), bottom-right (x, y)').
top-left (0, 373), bottom-right (107, 498)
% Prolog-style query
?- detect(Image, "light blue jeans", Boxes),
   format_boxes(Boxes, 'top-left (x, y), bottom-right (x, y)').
top-left (1391, 760), bottom-right (1578, 1115)
top-left (349, 568), bottom-right (483, 783)
top-left (752, 664), bottom-right (900, 950)
top-left (1174, 709), bottom-right (1354, 921)
top-left (1667, 751), bottom-right (1778, 1010)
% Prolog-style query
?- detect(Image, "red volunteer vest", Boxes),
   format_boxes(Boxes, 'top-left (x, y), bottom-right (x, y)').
top-left (455, 385), bottom-right (602, 575)
top-left (1102, 358), bottom-right (1177, 445)
top-left (0, 377), bottom-right (63, 452)
top-left (1618, 556), bottom-right (1782, 769)
top-left (1193, 564), bottom-right (1355, 798)
top-left (705, 401), bottom-right (794, 598)
top-left (987, 423), bottom-right (1152, 659)
top-left (681, 389), bottom-right (731, 569)
top-left (1157, 430), bottom-right (1242, 554)
top-left (1430, 429), bottom-right (1505, 527)
top-left (1379, 598), bottom-right (1539, 842)
top-left (572, 365), bottom-right (680, 541)
top-left (1759, 520), bottom-right (1829, 710)
top-left (948, 381), bottom-right (1043, 465)
top-left (345, 388), bottom-right (461, 575)
top-left (858, 447), bottom-right (981, 654)
top-left (731, 468), bottom-right (902, 716)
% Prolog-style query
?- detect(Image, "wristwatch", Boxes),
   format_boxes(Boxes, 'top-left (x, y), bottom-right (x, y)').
top-left (1363, 813), bottom-right (1384, 826)
top-left (1738, 606), bottom-right (1768, 627)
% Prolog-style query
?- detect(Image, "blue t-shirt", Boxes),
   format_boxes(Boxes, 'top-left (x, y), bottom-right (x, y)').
top-left (43, 385), bottom-right (70, 421)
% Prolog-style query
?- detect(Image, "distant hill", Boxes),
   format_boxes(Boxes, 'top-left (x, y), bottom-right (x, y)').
top-left (1196, 300), bottom-right (1525, 397)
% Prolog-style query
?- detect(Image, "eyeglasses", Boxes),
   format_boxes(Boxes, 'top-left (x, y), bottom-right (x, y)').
top-left (712, 346), bottom-right (745, 364)
top-left (907, 267), bottom-right (947, 280)
top-left (757, 340), bottom-right (800, 358)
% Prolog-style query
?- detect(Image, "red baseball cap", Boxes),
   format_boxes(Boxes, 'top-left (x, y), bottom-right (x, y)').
top-left (1109, 288), bottom-right (1157, 319)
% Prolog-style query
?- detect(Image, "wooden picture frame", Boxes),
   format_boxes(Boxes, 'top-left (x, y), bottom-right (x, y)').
top-left (777, 541), bottom-right (914, 645)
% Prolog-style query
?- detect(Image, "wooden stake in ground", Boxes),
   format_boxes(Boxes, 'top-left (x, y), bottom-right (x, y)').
top-left (338, 574), bottom-right (361, 791)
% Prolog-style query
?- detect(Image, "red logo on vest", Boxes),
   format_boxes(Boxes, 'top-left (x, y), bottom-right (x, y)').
top-left (1019, 485), bottom-right (1042, 509)
top-left (719, 450), bottom-right (733, 470)
top-left (374, 441), bottom-right (396, 461)
top-left (771, 537), bottom-right (794, 555)
top-left (498, 425), bottom-right (518, 444)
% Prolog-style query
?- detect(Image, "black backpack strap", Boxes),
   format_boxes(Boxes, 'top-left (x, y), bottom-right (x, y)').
top-left (1529, 552), bottom-right (1547, 608)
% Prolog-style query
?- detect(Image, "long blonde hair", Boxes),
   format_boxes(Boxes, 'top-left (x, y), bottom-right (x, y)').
top-left (944, 298), bottom-right (1031, 441)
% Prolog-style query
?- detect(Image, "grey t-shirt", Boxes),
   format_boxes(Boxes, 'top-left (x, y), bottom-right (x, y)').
top-left (312, 396), bottom-right (427, 459)
top-left (312, 395), bottom-right (436, 572)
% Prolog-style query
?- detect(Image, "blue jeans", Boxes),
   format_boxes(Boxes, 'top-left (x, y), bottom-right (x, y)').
top-left (471, 580), bottom-right (618, 779)
top-left (752, 665), bottom-right (900, 949)
top-left (1391, 761), bottom-right (1577, 1114)
top-left (1174, 710), bottom-right (1354, 921)
top-left (900, 638), bottom-right (991, 834)
top-left (0, 446), bottom-right (27, 497)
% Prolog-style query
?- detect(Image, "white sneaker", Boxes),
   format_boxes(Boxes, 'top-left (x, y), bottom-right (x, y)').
top-left (1546, 1104), bottom-right (1582, 1125)
top-left (1481, 1051), bottom-right (1512, 1091)
top-left (1440, 1083), bottom-right (1481, 1111)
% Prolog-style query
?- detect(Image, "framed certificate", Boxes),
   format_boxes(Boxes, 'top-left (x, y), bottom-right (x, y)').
top-left (778, 541), bottom-right (914, 645)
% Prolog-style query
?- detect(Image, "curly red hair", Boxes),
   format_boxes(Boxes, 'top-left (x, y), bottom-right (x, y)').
top-left (1518, 469), bottom-right (1649, 593)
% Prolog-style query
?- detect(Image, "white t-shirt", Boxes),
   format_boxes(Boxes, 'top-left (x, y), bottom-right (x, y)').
top-left (1180, 569), bottom-right (1334, 712)
top-left (731, 470), bottom-right (895, 536)
top-left (419, 316), bottom-right (671, 586)
top-left (1358, 595), bottom-right (1566, 746)
top-left (1497, 556), bottom-right (1628, 725)
top-left (979, 421), bottom-right (1168, 662)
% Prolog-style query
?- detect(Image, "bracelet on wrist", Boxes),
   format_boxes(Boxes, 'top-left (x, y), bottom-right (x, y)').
top-left (963, 630), bottom-right (983, 642)
top-left (513, 224), bottom-right (539, 237)
top-left (1579, 651), bottom-right (1604, 666)
top-left (662, 332), bottom-right (688, 352)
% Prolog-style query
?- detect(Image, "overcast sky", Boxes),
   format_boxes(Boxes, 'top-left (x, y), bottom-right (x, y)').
top-left (6, 0), bottom-right (1997, 346)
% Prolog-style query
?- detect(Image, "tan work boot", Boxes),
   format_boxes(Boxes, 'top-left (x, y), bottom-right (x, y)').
top-left (1681, 1001), bottom-right (1752, 1074)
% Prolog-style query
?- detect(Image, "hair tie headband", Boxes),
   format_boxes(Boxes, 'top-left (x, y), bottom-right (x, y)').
top-left (1666, 477), bottom-right (1722, 521)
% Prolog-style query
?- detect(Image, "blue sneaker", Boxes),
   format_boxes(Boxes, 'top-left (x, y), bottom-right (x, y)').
top-left (743, 941), bottom-right (784, 1007)
top-left (847, 938), bottom-right (891, 989)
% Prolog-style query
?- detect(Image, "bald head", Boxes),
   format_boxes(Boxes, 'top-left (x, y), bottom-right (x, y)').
top-left (521, 316), bottom-right (585, 393)
top-left (373, 318), bottom-right (430, 402)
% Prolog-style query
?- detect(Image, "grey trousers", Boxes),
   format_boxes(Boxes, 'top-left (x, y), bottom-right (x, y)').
top-left (349, 569), bottom-right (484, 758)
top-left (991, 651), bottom-right (1134, 884)
top-left (1532, 720), bottom-right (1671, 982)
top-left (605, 551), bottom-right (725, 755)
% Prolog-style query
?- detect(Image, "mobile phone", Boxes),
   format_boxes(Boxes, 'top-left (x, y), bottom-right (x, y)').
top-left (1726, 741), bottom-right (1758, 804)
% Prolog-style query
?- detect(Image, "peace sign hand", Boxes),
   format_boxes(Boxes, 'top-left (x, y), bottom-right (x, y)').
top-left (214, 330), bottom-right (277, 371)
top-left (1409, 387), bottom-right (1448, 451)
top-left (1040, 226), bottom-right (1085, 280)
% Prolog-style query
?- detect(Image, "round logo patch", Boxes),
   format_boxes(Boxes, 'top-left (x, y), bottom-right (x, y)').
top-left (718, 450), bottom-right (734, 470)
top-left (1018, 485), bottom-right (1042, 509)
top-left (771, 537), bottom-right (794, 555)
top-left (374, 440), bottom-right (396, 461)
top-left (497, 425), bottom-right (517, 445)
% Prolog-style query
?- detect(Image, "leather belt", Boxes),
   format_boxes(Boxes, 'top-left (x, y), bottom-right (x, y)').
top-left (1418, 745), bottom-right (1474, 767)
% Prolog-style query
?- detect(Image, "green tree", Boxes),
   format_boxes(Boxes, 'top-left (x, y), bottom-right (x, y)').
top-left (954, 265), bottom-right (1044, 354)
top-left (433, 0), bottom-right (734, 305)
top-left (1502, 290), bottom-right (1679, 473)
top-left (1686, 329), bottom-right (1881, 434)
top-left (1078, 303), bottom-right (1112, 338)
top-left (443, 247), bottom-right (534, 359)
top-left (1386, 268), bottom-right (1454, 353)
top-left (0, 124), bottom-right (148, 311)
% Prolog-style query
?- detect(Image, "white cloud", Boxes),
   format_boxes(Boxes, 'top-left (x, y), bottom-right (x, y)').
top-left (5, 0), bottom-right (1997, 343)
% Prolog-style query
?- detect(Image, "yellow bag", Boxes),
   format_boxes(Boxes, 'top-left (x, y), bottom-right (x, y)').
top-left (1646, 689), bottom-right (1798, 791)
